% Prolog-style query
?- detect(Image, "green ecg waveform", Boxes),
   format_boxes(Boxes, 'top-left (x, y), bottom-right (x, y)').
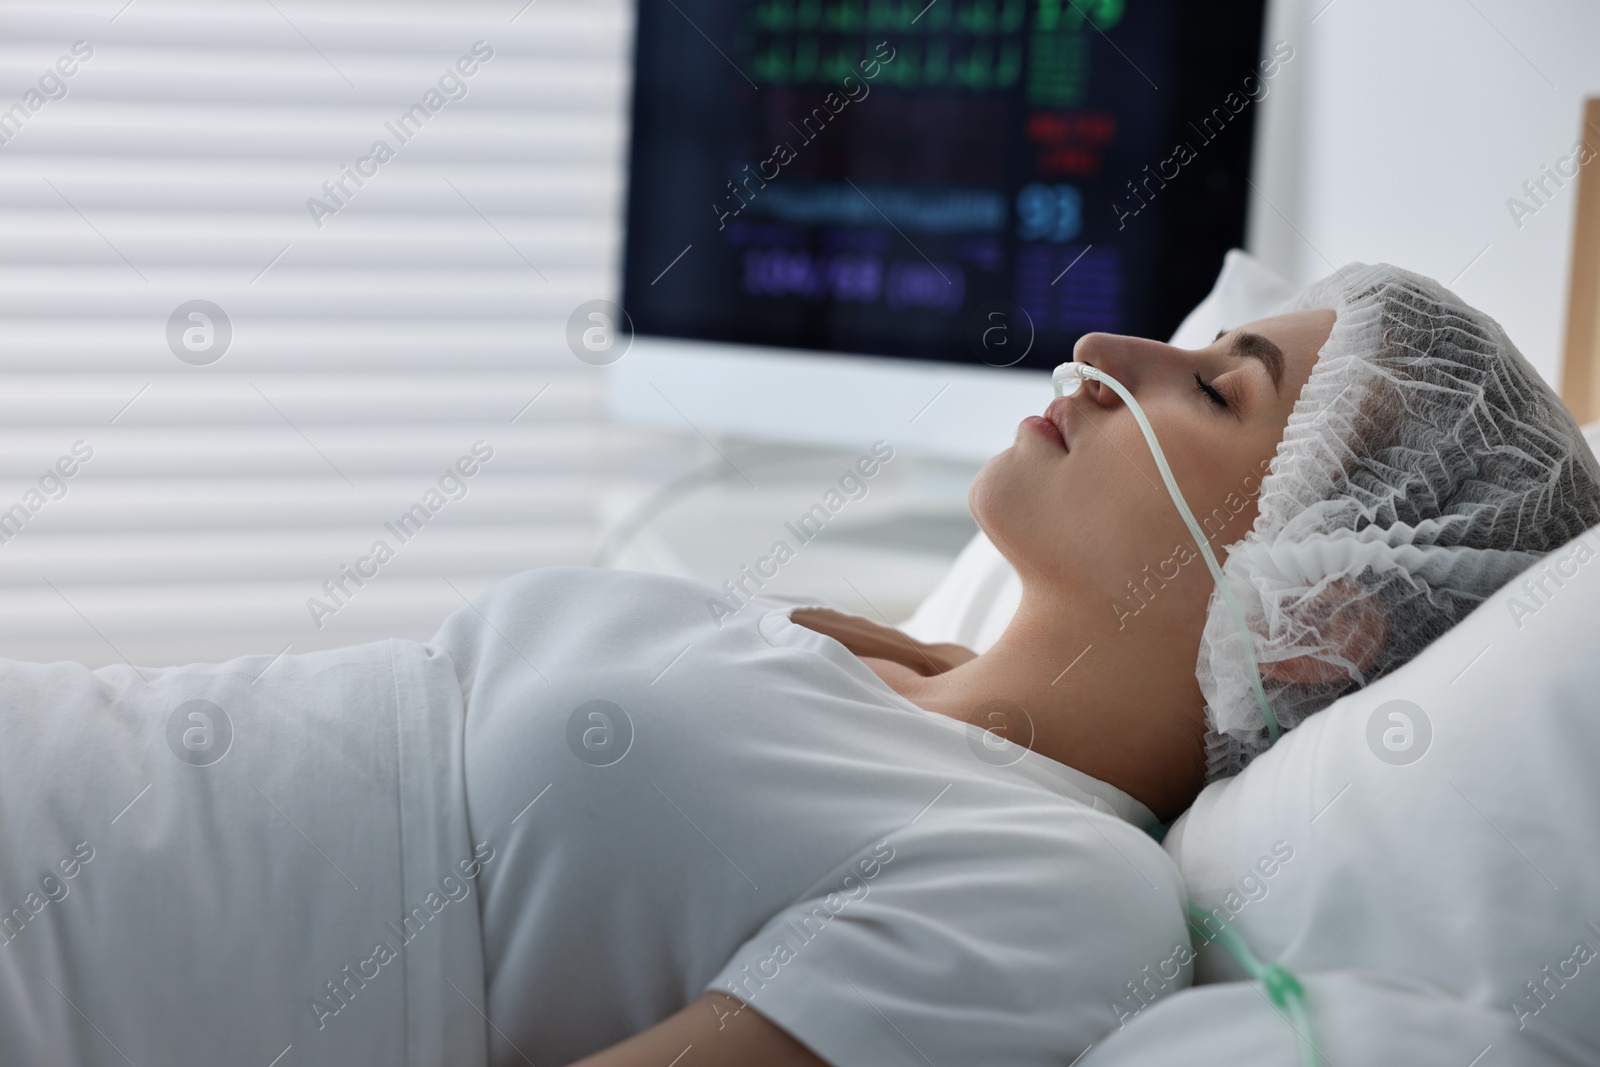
top-left (747, 0), bottom-right (1129, 100)
top-left (750, 38), bottom-right (1024, 89)
top-left (749, 0), bottom-right (1123, 35)
top-left (753, 0), bottom-right (1027, 35)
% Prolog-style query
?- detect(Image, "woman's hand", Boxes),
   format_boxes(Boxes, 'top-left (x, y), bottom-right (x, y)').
top-left (790, 608), bottom-right (976, 677)
top-left (567, 992), bottom-right (825, 1067)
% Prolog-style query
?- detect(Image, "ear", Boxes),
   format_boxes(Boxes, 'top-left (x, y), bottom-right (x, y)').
top-left (1257, 578), bottom-right (1389, 686)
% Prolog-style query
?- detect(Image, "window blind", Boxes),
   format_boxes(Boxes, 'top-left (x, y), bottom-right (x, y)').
top-left (0, 0), bottom-right (689, 665)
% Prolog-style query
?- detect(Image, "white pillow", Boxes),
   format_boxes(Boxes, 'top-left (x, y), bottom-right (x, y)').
top-left (901, 249), bottom-right (1300, 647)
top-left (1141, 524), bottom-right (1600, 1057)
top-left (1164, 247), bottom-right (1305, 349)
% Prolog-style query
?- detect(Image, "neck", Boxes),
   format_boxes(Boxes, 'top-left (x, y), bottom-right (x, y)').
top-left (892, 585), bottom-right (1208, 822)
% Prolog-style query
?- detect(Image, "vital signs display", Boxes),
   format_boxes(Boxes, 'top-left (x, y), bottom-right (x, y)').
top-left (622, 0), bottom-right (1271, 370)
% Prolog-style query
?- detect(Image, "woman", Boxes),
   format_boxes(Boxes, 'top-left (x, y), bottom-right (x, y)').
top-left (3, 265), bottom-right (1596, 1067)
top-left (462, 263), bottom-right (1600, 1065)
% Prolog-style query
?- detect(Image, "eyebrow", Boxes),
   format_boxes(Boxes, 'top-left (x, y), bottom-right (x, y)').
top-left (1213, 328), bottom-right (1284, 393)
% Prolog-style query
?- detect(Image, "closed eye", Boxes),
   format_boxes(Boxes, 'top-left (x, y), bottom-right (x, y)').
top-left (1194, 371), bottom-right (1230, 409)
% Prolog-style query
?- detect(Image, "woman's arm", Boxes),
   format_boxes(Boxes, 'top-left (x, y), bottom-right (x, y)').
top-left (567, 992), bottom-right (826, 1067)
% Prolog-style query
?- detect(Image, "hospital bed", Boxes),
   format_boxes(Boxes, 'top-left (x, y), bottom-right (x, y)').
top-left (900, 250), bottom-right (1600, 1065)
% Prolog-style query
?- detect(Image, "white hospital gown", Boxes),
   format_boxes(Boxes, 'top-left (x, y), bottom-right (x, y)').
top-left (434, 568), bottom-right (1190, 1067)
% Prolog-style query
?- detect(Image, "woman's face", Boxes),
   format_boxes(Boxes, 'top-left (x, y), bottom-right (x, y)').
top-left (970, 309), bottom-right (1336, 622)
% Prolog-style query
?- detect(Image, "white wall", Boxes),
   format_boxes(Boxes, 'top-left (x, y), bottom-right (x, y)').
top-left (1249, 0), bottom-right (1599, 384)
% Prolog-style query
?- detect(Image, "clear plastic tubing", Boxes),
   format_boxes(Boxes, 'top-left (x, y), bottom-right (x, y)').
top-left (1052, 361), bottom-right (1281, 744)
top-left (1056, 360), bottom-right (1314, 1065)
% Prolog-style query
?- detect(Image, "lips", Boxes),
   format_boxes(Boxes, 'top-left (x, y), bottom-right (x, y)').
top-left (1044, 396), bottom-right (1072, 448)
top-left (1020, 397), bottom-right (1072, 451)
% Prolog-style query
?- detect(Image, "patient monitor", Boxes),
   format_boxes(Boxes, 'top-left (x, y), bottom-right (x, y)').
top-left (613, 0), bottom-right (1272, 459)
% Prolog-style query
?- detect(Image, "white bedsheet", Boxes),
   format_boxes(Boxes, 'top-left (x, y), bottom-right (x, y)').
top-left (1079, 970), bottom-right (1596, 1066)
top-left (0, 639), bottom-right (487, 1067)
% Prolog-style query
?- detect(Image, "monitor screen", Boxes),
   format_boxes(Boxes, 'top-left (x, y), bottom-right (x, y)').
top-left (622, 0), bottom-right (1270, 372)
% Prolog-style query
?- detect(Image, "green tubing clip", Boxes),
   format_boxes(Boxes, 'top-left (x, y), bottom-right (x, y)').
top-left (1052, 362), bottom-right (1282, 744)
top-left (1187, 904), bottom-right (1321, 1067)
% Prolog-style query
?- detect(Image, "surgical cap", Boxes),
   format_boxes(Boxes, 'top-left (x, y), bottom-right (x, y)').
top-left (1198, 262), bottom-right (1600, 781)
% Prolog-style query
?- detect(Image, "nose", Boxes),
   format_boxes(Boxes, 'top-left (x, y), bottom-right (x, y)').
top-left (1070, 332), bottom-right (1139, 409)
top-left (1070, 332), bottom-right (1189, 408)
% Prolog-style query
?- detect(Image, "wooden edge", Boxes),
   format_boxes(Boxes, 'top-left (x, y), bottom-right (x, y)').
top-left (1560, 98), bottom-right (1600, 425)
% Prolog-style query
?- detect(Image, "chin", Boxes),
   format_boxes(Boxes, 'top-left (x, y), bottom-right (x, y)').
top-left (966, 450), bottom-right (1011, 534)
top-left (966, 448), bottom-right (1043, 570)
top-left (968, 442), bottom-right (1109, 594)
